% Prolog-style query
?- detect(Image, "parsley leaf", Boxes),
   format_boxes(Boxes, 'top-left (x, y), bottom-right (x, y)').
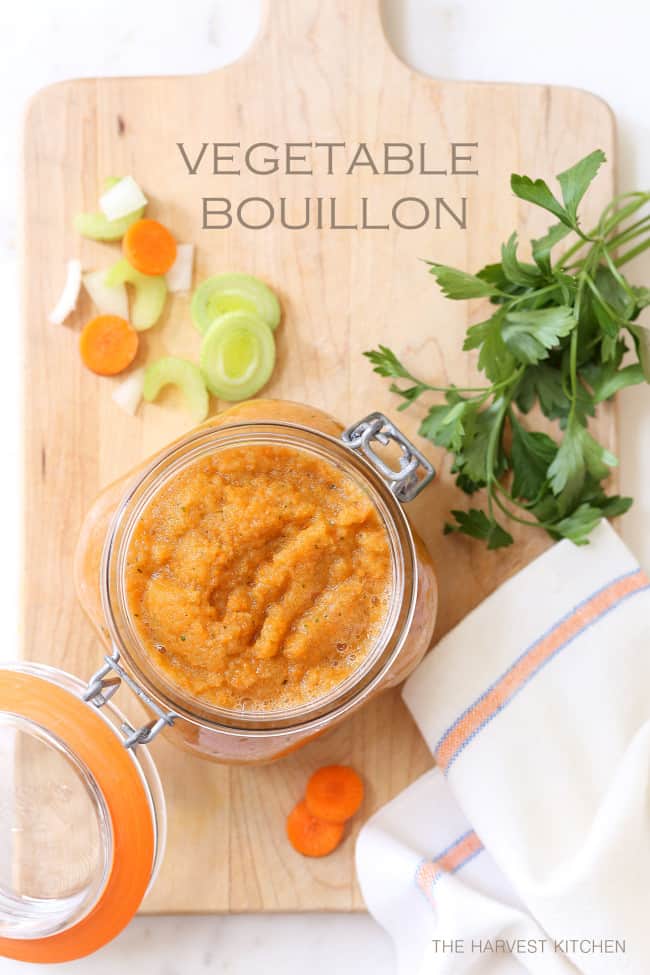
top-left (364, 345), bottom-right (415, 380)
top-left (548, 502), bottom-right (605, 545)
top-left (514, 363), bottom-right (568, 417)
top-left (419, 394), bottom-right (476, 453)
top-left (586, 362), bottom-right (645, 402)
top-left (532, 223), bottom-right (572, 276)
top-left (502, 306), bottom-right (575, 364)
top-left (510, 418), bottom-right (557, 501)
top-left (464, 313), bottom-right (516, 384)
top-left (510, 173), bottom-right (571, 227)
top-left (628, 323), bottom-right (650, 381)
top-left (501, 233), bottom-right (542, 288)
top-left (557, 150), bottom-right (606, 225)
top-left (427, 263), bottom-right (500, 300)
top-left (444, 509), bottom-right (514, 550)
top-left (364, 346), bottom-right (433, 409)
top-left (548, 419), bottom-right (617, 508)
top-left (458, 402), bottom-right (507, 484)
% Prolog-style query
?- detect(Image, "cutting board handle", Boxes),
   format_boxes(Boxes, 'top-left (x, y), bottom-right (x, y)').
top-left (252, 0), bottom-right (390, 61)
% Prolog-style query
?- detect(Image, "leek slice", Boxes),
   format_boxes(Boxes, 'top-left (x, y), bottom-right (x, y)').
top-left (199, 311), bottom-right (276, 402)
top-left (143, 357), bottom-right (209, 423)
top-left (191, 273), bottom-right (281, 334)
top-left (105, 258), bottom-right (167, 331)
top-left (74, 179), bottom-right (145, 242)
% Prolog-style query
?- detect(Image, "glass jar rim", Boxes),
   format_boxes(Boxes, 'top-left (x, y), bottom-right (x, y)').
top-left (101, 419), bottom-right (419, 736)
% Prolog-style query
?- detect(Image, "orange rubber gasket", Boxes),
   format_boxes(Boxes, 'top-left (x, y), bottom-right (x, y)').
top-left (0, 670), bottom-right (155, 963)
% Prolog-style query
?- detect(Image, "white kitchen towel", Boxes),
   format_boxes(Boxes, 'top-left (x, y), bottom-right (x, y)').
top-left (357, 767), bottom-right (573, 974)
top-left (357, 521), bottom-right (650, 974)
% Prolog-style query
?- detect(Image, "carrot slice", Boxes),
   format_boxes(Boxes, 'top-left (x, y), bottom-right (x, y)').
top-left (305, 765), bottom-right (364, 824)
top-left (122, 218), bottom-right (177, 276)
top-left (79, 315), bottom-right (139, 376)
top-left (286, 800), bottom-right (344, 858)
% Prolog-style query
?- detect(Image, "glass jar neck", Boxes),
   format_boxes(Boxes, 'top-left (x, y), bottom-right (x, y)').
top-left (101, 420), bottom-right (418, 736)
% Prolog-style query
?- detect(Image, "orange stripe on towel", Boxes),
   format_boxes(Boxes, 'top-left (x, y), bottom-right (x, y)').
top-left (435, 569), bottom-right (649, 774)
top-left (416, 830), bottom-right (484, 904)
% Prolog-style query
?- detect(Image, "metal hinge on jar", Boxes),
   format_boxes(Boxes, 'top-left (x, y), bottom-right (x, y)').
top-left (342, 412), bottom-right (435, 502)
top-left (83, 651), bottom-right (177, 749)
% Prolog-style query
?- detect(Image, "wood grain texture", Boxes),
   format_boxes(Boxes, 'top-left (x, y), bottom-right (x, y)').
top-left (21, 0), bottom-right (617, 913)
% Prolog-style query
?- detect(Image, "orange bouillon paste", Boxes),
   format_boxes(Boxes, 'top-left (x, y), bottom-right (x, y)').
top-left (126, 444), bottom-right (392, 711)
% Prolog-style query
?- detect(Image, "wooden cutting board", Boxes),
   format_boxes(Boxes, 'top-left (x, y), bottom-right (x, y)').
top-left (21, 0), bottom-right (617, 912)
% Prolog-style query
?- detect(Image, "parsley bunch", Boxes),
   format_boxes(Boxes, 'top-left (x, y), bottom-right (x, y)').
top-left (366, 150), bottom-right (650, 548)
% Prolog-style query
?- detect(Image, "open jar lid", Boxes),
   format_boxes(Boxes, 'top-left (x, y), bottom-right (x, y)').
top-left (0, 662), bottom-right (166, 963)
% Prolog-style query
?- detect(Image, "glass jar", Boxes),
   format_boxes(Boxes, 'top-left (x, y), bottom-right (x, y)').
top-left (74, 400), bottom-right (438, 764)
top-left (0, 662), bottom-right (166, 963)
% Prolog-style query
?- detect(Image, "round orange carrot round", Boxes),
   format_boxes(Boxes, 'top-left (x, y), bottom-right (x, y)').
top-left (79, 315), bottom-right (139, 376)
top-left (286, 800), bottom-right (344, 858)
top-left (305, 765), bottom-right (364, 824)
top-left (123, 218), bottom-right (177, 275)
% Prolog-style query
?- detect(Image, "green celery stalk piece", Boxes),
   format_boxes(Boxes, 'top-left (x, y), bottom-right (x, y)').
top-left (105, 258), bottom-right (167, 331)
top-left (74, 176), bottom-right (145, 241)
top-left (143, 357), bottom-right (209, 423)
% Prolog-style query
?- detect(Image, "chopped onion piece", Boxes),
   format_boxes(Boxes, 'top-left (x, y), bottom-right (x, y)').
top-left (99, 176), bottom-right (147, 221)
top-left (83, 270), bottom-right (129, 319)
top-left (111, 367), bottom-right (144, 416)
top-left (165, 244), bottom-right (194, 293)
top-left (49, 259), bottom-right (82, 325)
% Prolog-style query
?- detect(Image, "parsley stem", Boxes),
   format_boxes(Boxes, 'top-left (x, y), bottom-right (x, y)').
top-left (394, 367), bottom-right (524, 401)
top-left (583, 273), bottom-right (630, 327)
top-left (600, 192), bottom-right (650, 231)
top-left (602, 250), bottom-right (638, 300)
top-left (491, 480), bottom-right (553, 529)
top-left (606, 214), bottom-right (650, 251)
top-left (559, 238), bottom-right (590, 268)
top-left (567, 277), bottom-right (584, 423)
top-left (561, 193), bottom-right (649, 268)
top-left (506, 283), bottom-right (561, 308)
top-left (614, 236), bottom-right (650, 267)
top-left (484, 398), bottom-right (508, 521)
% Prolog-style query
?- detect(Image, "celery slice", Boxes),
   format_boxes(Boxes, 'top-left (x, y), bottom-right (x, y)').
top-left (74, 177), bottom-right (143, 240)
top-left (191, 273), bottom-right (281, 335)
top-left (74, 208), bottom-right (144, 241)
top-left (105, 258), bottom-right (167, 331)
top-left (143, 357), bottom-right (209, 423)
top-left (200, 311), bottom-right (276, 402)
top-left (74, 179), bottom-right (145, 242)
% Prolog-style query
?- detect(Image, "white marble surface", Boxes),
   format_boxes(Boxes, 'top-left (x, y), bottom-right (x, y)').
top-left (1, 0), bottom-right (649, 971)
